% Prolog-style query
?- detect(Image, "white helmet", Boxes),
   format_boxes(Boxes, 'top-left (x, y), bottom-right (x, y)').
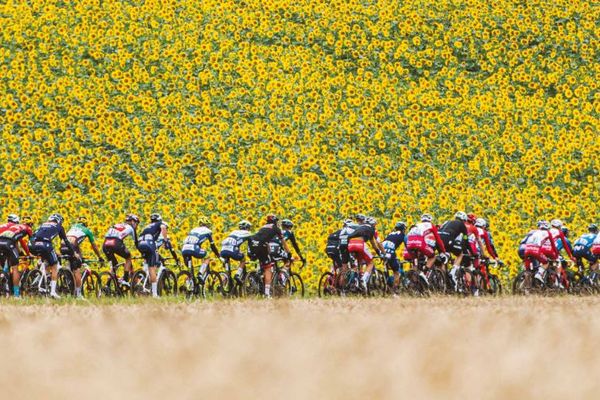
top-left (475, 218), bottom-right (487, 228)
top-left (421, 214), bottom-right (433, 223)
top-left (454, 211), bottom-right (468, 222)
top-left (550, 219), bottom-right (563, 228)
top-left (7, 214), bottom-right (20, 223)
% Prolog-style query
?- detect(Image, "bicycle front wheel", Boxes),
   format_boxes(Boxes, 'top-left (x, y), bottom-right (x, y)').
top-left (82, 271), bottom-right (101, 298)
top-left (202, 271), bottom-right (223, 299)
top-left (289, 272), bottom-right (304, 297)
top-left (158, 269), bottom-right (177, 296)
top-left (57, 269), bottom-right (75, 297)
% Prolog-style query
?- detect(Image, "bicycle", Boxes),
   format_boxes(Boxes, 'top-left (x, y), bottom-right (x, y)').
top-left (481, 258), bottom-right (503, 295)
top-left (99, 256), bottom-right (143, 297)
top-left (218, 257), bottom-right (244, 298)
top-left (242, 259), bottom-right (291, 298)
top-left (176, 257), bottom-right (223, 300)
top-left (22, 258), bottom-right (73, 297)
top-left (131, 256), bottom-right (178, 297)
top-left (79, 259), bottom-right (103, 298)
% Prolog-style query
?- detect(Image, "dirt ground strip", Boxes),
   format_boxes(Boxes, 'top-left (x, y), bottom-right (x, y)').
top-left (1, 297), bottom-right (599, 400)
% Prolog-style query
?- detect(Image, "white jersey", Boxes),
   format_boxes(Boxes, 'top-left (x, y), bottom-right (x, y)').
top-left (221, 229), bottom-right (252, 252)
top-left (525, 230), bottom-right (549, 246)
top-left (105, 223), bottom-right (135, 241)
top-left (183, 227), bottom-right (214, 245)
top-left (407, 222), bottom-right (435, 237)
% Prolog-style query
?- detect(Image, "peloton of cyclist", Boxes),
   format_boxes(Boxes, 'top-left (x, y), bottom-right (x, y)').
top-left (382, 221), bottom-right (407, 292)
top-left (181, 216), bottom-right (220, 278)
top-left (404, 214), bottom-right (446, 270)
top-left (29, 214), bottom-right (79, 299)
top-left (103, 214), bottom-right (140, 285)
top-left (0, 215), bottom-right (33, 297)
top-left (137, 213), bottom-right (173, 298)
top-left (347, 216), bottom-right (384, 289)
top-left (62, 216), bottom-right (105, 298)
top-left (248, 214), bottom-right (290, 298)
top-left (573, 224), bottom-right (598, 271)
top-left (220, 220), bottom-right (253, 282)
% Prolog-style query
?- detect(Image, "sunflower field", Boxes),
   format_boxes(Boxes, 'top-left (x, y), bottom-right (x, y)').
top-left (0, 0), bottom-right (597, 288)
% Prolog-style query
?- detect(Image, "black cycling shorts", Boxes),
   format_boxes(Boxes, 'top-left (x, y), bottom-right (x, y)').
top-left (29, 241), bottom-right (58, 266)
top-left (249, 240), bottom-right (271, 267)
top-left (0, 238), bottom-right (20, 267)
top-left (60, 245), bottom-right (82, 270)
top-left (103, 238), bottom-right (132, 267)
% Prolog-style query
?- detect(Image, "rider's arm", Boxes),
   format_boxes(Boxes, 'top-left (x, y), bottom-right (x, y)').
top-left (279, 232), bottom-right (291, 254)
top-left (288, 232), bottom-right (304, 260)
top-left (209, 236), bottom-right (220, 257)
top-left (482, 231), bottom-right (497, 259)
top-left (84, 226), bottom-right (104, 260)
top-left (59, 226), bottom-right (76, 254)
top-left (431, 226), bottom-right (446, 253)
top-left (20, 228), bottom-right (32, 256)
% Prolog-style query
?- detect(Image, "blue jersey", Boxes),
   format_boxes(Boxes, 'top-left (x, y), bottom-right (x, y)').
top-left (32, 222), bottom-right (69, 243)
top-left (574, 233), bottom-right (596, 251)
top-left (139, 221), bottom-right (165, 242)
top-left (382, 230), bottom-right (406, 253)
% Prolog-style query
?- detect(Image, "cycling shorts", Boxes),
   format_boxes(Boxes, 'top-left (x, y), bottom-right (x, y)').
top-left (181, 244), bottom-right (207, 259)
top-left (103, 238), bottom-right (132, 267)
top-left (325, 246), bottom-right (342, 269)
top-left (443, 238), bottom-right (463, 256)
top-left (347, 238), bottom-right (373, 264)
top-left (339, 244), bottom-right (350, 264)
top-left (220, 249), bottom-right (244, 261)
top-left (249, 240), bottom-right (271, 267)
top-left (524, 244), bottom-right (547, 264)
top-left (60, 245), bottom-right (82, 270)
top-left (574, 247), bottom-right (596, 262)
top-left (137, 240), bottom-right (159, 267)
top-left (0, 238), bottom-right (20, 267)
top-left (540, 245), bottom-right (559, 260)
top-left (406, 235), bottom-right (434, 258)
top-left (29, 240), bottom-right (58, 266)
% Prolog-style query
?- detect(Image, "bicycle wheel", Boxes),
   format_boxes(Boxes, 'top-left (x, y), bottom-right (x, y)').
top-left (288, 272), bottom-right (304, 297)
top-left (403, 270), bottom-right (428, 297)
top-left (512, 270), bottom-right (533, 295)
top-left (176, 270), bottom-right (195, 299)
top-left (81, 271), bottom-right (101, 298)
top-left (272, 269), bottom-right (291, 298)
top-left (202, 271), bottom-right (223, 299)
top-left (488, 274), bottom-right (502, 295)
top-left (318, 272), bottom-right (337, 297)
top-left (158, 269), bottom-right (177, 296)
top-left (242, 271), bottom-right (262, 298)
top-left (428, 268), bottom-right (447, 294)
top-left (57, 269), bottom-right (75, 296)
top-left (0, 271), bottom-right (11, 298)
top-left (99, 272), bottom-right (120, 297)
top-left (22, 269), bottom-right (45, 297)
top-left (131, 270), bottom-right (149, 297)
top-left (367, 269), bottom-right (387, 297)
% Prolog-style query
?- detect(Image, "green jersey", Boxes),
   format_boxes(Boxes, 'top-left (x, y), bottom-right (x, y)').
top-left (66, 223), bottom-right (95, 245)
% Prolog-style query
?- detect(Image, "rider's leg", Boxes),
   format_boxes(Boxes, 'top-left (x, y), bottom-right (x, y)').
top-left (49, 264), bottom-right (58, 297)
top-left (10, 265), bottom-right (20, 297)
top-left (149, 266), bottom-right (158, 297)
top-left (263, 264), bottom-right (273, 297)
top-left (124, 257), bottom-right (133, 281)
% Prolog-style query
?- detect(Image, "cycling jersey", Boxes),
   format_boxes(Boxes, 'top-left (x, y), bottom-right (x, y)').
top-left (0, 223), bottom-right (32, 267)
top-left (518, 231), bottom-right (535, 259)
top-left (574, 233), bottom-right (597, 262)
top-left (338, 223), bottom-right (358, 264)
top-left (182, 227), bottom-right (215, 260)
top-left (30, 222), bottom-right (74, 265)
top-left (347, 224), bottom-right (377, 264)
top-left (592, 234), bottom-right (600, 256)
top-left (465, 222), bottom-right (481, 256)
top-left (382, 230), bottom-right (405, 272)
top-left (524, 229), bottom-right (553, 265)
top-left (348, 224), bottom-right (376, 241)
top-left (139, 221), bottom-right (165, 243)
top-left (249, 223), bottom-right (284, 267)
top-left (325, 230), bottom-right (342, 267)
top-left (541, 228), bottom-right (573, 259)
top-left (439, 220), bottom-right (467, 255)
top-left (105, 223), bottom-right (137, 242)
top-left (103, 222), bottom-right (137, 268)
top-left (251, 223), bottom-right (283, 243)
top-left (476, 227), bottom-right (497, 258)
top-left (221, 229), bottom-right (252, 261)
top-left (405, 222), bottom-right (446, 258)
top-left (66, 223), bottom-right (96, 245)
top-left (138, 222), bottom-right (167, 267)
top-left (270, 229), bottom-right (302, 261)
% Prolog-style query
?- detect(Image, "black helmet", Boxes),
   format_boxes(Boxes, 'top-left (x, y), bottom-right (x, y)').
top-left (394, 221), bottom-right (406, 231)
top-left (266, 214), bottom-right (278, 224)
top-left (589, 224), bottom-right (598, 234)
top-left (48, 213), bottom-right (64, 224)
top-left (281, 219), bottom-right (294, 228)
top-left (126, 214), bottom-right (140, 223)
top-left (150, 213), bottom-right (162, 222)
top-left (561, 226), bottom-right (569, 237)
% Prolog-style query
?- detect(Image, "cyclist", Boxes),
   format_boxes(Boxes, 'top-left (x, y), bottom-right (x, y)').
top-left (220, 220), bottom-right (253, 282)
top-left (573, 224), bottom-right (598, 271)
top-left (61, 216), bottom-right (105, 298)
top-left (557, 226), bottom-right (573, 254)
top-left (404, 214), bottom-right (446, 270)
top-left (522, 220), bottom-right (555, 282)
top-left (325, 222), bottom-right (349, 271)
top-left (592, 230), bottom-right (600, 262)
top-left (439, 211), bottom-right (469, 284)
top-left (278, 219), bottom-right (305, 271)
top-left (474, 217), bottom-right (499, 288)
top-left (382, 221), bottom-right (407, 292)
top-left (347, 216), bottom-right (384, 289)
top-left (248, 214), bottom-right (290, 297)
top-left (137, 213), bottom-right (173, 298)
top-left (181, 216), bottom-right (220, 279)
top-left (29, 214), bottom-right (78, 299)
top-left (541, 219), bottom-right (575, 287)
top-left (338, 217), bottom-right (359, 273)
top-left (103, 214), bottom-right (140, 285)
top-left (0, 215), bottom-right (33, 297)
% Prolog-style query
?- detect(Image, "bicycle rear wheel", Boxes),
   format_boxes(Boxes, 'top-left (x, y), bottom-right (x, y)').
top-left (512, 270), bottom-right (533, 295)
top-left (428, 268), bottom-right (447, 294)
top-left (22, 269), bottom-right (45, 297)
top-left (488, 273), bottom-right (502, 295)
top-left (131, 270), bottom-right (149, 297)
top-left (289, 272), bottom-right (304, 297)
top-left (318, 272), bottom-right (337, 297)
top-left (158, 269), bottom-right (177, 296)
top-left (242, 271), bottom-right (262, 298)
top-left (367, 269), bottom-right (387, 297)
top-left (99, 272), bottom-right (120, 297)
top-left (81, 271), bottom-right (101, 298)
top-left (57, 269), bottom-right (75, 297)
top-left (176, 271), bottom-right (196, 300)
top-left (202, 271), bottom-right (223, 299)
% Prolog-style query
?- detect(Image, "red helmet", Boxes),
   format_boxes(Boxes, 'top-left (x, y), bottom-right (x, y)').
top-left (467, 213), bottom-right (477, 224)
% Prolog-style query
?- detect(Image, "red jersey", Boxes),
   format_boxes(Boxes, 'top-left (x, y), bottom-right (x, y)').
top-left (0, 222), bottom-right (33, 255)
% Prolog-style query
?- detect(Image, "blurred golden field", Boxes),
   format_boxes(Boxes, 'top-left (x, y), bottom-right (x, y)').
top-left (0, 0), bottom-right (598, 290)
top-left (2, 297), bottom-right (600, 399)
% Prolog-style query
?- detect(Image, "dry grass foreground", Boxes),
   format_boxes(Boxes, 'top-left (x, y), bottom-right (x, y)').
top-left (1, 297), bottom-right (599, 399)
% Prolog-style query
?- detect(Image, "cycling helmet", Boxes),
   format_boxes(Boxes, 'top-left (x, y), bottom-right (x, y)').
top-left (7, 214), bottom-right (19, 223)
top-left (355, 214), bottom-right (366, 223)
top-left (343, 219), bottom-right (354, 227)
top-left (281, 219), bottom-right (294, 228)
top-left (48, 213), bottom-right (64, 224)
top-left (365, 216), bottom-right (377, 226)
top-left (266, 214), bottom-right (279, 224)
top-left (454, 211), bottom-right (468, 222)
top-left (467, 213), bottom-right (477, 224)
top-left (198, 216), bottom-right (210, 226)
top-left (589, 224), bottom-right (599, 234)
top-left (239, 220), bottom-right (252, 230)
top-left (561, 226), bottom-right (569, 237)
top-left (77, 216), bottom-right (88, 226)
top-left (421, 214), bottom-right (433, 223)
top-left (550, 219), bottom-right (563, 228)
top-left (537, 220), bottom-right (550, 230)
top-left (150, 213), bottom-right (162, 222)
top-left (394, 221), bottom-right (407, 231)
top-left (126, 214), bottom-right (140, 223)
top-left (21, 216), bottom-right (33, 226)
top-left (475, 218), bottom-right (487, 228)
